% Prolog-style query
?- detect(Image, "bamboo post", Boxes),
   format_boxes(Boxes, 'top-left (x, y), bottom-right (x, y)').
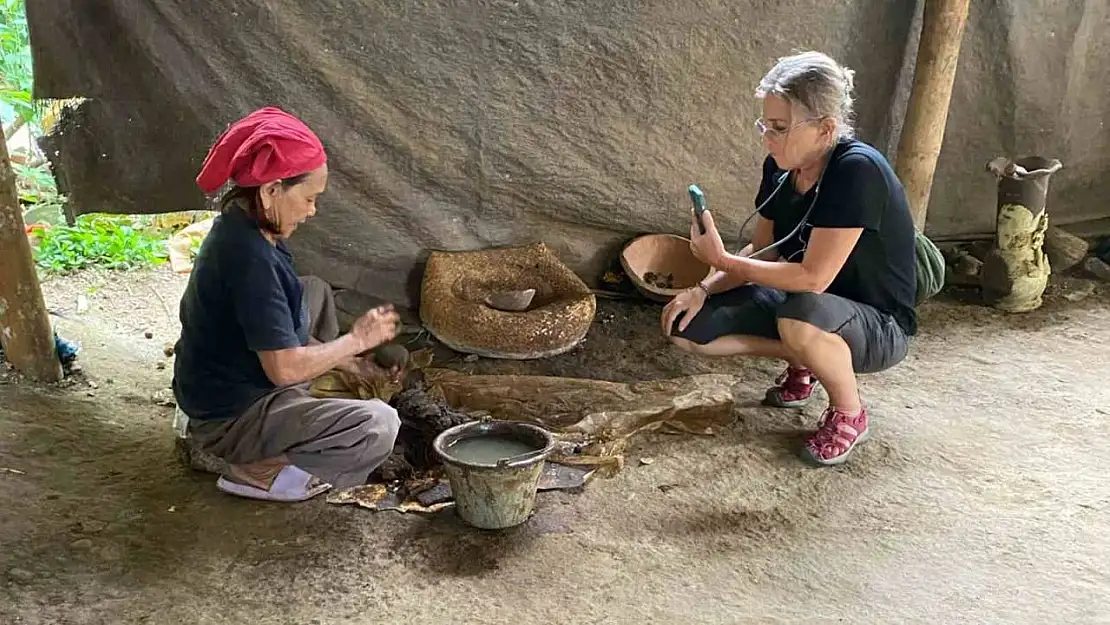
top-left (894, 0), bottom-right (972, 230)
top-left (0, 136), bottom-right (63, 382)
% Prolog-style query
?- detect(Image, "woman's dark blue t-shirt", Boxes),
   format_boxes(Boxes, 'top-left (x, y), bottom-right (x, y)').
top-left (172, 204), bottom-right (309, 421)
top-left (755, 139), bottom-right (918, 336)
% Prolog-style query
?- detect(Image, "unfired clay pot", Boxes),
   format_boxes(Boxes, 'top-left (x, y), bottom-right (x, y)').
top-left (620, 234), bottom-right (713, 302)
top-left (981, 156), bottom-right (1062, 312)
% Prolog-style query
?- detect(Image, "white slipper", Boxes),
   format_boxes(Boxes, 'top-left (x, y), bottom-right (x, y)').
top-left (216, 465), bottom-right (332, 502)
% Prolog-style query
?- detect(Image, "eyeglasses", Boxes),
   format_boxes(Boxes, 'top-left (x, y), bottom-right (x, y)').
top-left (754, 117), bottom-right (821, 141)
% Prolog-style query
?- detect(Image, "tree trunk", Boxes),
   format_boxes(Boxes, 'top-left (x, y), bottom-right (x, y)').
top-left (894, 0), bottom-right (972, 230)
top-left (0, 135), bottom-right (63, 382)
top-left (4, 116), bottom-right (27, 141)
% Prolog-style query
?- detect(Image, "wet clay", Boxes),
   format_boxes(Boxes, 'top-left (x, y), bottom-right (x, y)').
top-left (371, 344), bottom-right (410, 370)
top-left (372, 369), bottom-right (474, 481)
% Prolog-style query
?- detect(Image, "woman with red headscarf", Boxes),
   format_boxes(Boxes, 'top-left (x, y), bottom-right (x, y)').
top-left (172, 107), bottom-right (402, 502)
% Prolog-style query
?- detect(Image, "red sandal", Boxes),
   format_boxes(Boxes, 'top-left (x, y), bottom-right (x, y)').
top-left (804, 406), bottom-right (870, 466)
top-left (763, 365), bottom-right (820, 408)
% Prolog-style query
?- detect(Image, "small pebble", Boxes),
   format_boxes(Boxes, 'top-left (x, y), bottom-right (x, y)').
top-left (1084, 256), bottom-right (1110, 281)
top-left (144, 330), bottom-right (154, 339)
top-left (70, 538), bottom-right (93, 550)
top-left (640, 457), bottom-right (655, 466)
top-left (163, 343), bottom-right (175, 357)
top-left (80, 520), bottom-right (107, 533)
top-left (464, 354), bottom-right (479, 363)
top-left (1063, 282), bottom-right (1095, 302)
top-left (156, 362), bottom-right (166, 371)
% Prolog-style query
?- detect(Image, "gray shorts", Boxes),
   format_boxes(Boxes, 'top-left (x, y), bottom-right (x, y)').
top-left (671, 285), bottom-right (909, 374)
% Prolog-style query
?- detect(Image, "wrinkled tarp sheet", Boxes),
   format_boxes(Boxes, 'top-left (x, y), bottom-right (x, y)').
top-left (27, 0), bottom-right (1110, 308)
top-left (310, 363), bottom-right (737, 512)
top-left (311, 363), bottom-right (738, 462)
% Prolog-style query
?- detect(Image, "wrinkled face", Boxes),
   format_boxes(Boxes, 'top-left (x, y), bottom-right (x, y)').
top-left (758, 94), bottom-right (834, 171)
top-left (259, 164), bottom-right (328, 238)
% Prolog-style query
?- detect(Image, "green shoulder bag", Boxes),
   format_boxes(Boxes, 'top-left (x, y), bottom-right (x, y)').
top-left (914, 230), bottom-right (946, 305)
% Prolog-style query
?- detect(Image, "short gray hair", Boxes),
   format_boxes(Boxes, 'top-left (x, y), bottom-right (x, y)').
top-left (755, 51), bottom-right (856, 140)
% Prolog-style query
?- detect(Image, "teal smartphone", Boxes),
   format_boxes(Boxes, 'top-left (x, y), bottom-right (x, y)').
top-left (688, 184), bottom-right (707, 235)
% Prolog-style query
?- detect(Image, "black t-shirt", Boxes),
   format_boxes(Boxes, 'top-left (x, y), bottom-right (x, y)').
top-left (172, 203), bottom-right (309, 421)
top-left (756, 139), bottom-right (918, 336)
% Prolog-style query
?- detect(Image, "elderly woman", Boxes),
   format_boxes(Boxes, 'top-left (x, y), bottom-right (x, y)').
top-left (173, 107), bottom-right (403, 502)
top-left (662, 51), bottom-right (917, 466)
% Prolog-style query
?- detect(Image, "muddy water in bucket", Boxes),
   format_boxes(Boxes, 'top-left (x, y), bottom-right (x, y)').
top-left (447, 435), bottom-right (538, 464)
top-left (433, 420), bottom-right (555, 529)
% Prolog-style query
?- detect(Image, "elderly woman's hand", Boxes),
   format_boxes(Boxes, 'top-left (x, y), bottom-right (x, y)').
top-left (690, 209), bottom-right (727, 268)
top-left (350, 304), bottom-right (401, 354)
top-left (344, 356), bottom-right (404, 383)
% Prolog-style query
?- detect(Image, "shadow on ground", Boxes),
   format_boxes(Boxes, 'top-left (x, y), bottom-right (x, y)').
top-left (2, 270), bottom-right (1108, 624)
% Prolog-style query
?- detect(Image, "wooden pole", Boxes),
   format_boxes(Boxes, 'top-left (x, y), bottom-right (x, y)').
top-left (894, 0), bottom-right (972, 230)
top-left (0, 136), bottom-right (63, 382)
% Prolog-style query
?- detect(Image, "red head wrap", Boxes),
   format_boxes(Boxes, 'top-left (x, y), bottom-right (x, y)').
top-left (195, 106), bottom-right (327, 194)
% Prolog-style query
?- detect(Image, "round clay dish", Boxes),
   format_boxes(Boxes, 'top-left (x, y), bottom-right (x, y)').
top-left (620, 233), bottom-right (713, 302)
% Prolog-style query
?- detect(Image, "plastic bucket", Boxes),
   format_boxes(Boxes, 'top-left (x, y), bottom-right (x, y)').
top-left (433, 420), bottom-right (556, 529)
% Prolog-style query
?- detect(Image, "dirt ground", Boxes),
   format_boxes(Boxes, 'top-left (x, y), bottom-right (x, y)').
top-left (2, 266), bottom-right (1109, 624)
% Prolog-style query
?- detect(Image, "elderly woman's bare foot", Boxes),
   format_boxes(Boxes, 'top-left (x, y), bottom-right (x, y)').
top-left (217, 459), bottom-right (332, 502)
top-left (225, 456), bottom-right (289, 491)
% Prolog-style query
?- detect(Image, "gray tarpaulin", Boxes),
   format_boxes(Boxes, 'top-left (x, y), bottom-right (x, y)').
top-left (26, 0), bottom-right (1110, 307)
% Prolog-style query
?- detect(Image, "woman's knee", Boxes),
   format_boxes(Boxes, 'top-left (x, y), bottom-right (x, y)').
top-left (776, 291), bottom-right (825, 320)
top-left (298, 275), bottom-right (334, 303)
top-left (776, 298), bottom-right (823, 343)
top-left (776, 292), bottom-right (907, 374)
top-left (299, 274), bottom-right (326, 289)
top-left (776, 292), bottom-right (834, 341)
top-left (668, 313), bottom-right (723, 351)
top-left (355, 399), bottom-right (401, 450)
top-left (776, 316), bottom-right (828, 351)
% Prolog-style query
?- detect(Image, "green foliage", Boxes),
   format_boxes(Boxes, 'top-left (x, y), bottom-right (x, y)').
top-left (14, 161), bottom-right (57, 201)
top-left (21, 167), bottom-right (175, 275)
top-left (2, 0), bottom-right (173, 275)
top-left (34, 215), bottom-right (170, 274)
top-left (0, 0), bottom-right (34, 127)
top-left (15, 160), bottom-right (68, 227)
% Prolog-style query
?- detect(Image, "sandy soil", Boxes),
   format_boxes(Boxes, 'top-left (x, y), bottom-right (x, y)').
top-left (1, 265), bottom-right (1109, 624)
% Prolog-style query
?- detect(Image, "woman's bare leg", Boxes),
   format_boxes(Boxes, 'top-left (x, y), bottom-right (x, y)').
top-left (670, 334), bottom-right (796, 361)
top-left (776, 318), bottom-right (861, 414)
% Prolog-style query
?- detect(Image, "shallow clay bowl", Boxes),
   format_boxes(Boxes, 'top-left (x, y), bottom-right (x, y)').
top-left (619, 233), bottom-right (714, 302)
